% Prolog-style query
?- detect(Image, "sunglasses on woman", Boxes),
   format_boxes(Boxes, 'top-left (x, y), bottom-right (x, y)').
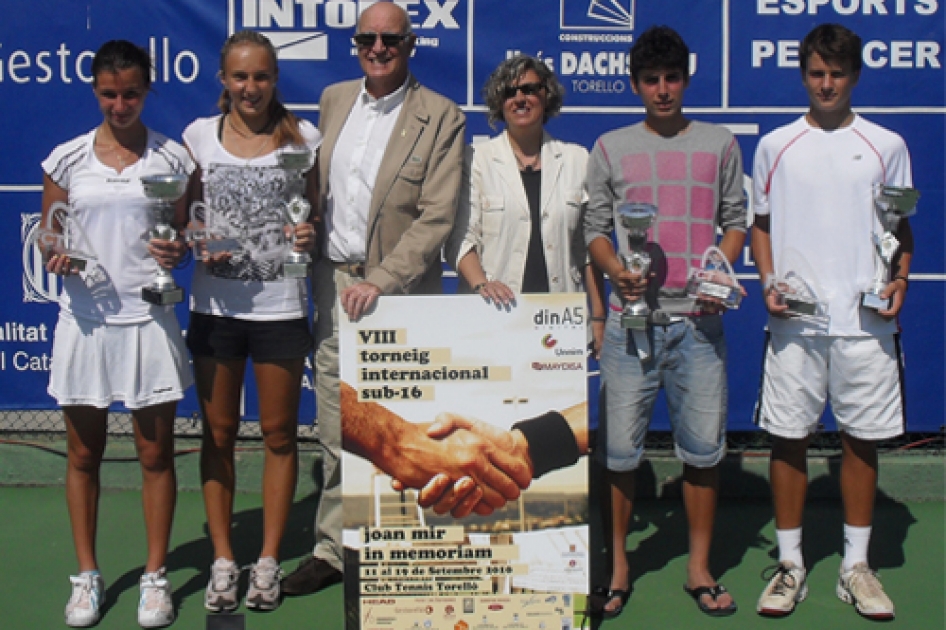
top-left (352, 32), bottom-right (411, 48)
top-left (503, 82), bottom-right (545, 99)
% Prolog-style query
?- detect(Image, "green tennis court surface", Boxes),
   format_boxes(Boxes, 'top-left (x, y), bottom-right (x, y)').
top-left (0, 439), bottom-right (942, 629)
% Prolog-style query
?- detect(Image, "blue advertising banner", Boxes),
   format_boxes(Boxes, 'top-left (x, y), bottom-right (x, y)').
top-left (1, 0), bottom-right (942, 432)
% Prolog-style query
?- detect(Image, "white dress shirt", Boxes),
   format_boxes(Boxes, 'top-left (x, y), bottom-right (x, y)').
top-left (325, 79), bottom-right (407, 263)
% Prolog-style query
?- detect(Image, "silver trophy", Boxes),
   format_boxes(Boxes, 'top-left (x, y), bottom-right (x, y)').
top-left (278, 148), bottom-right (314, 279)
top-left (685, 246), bottom-right (743, 310)
top-left (32, 201), bottom-right (98, 272)
top-left (767, 247), bottom-right (828, 325)
top-left (617, 202), bottom-right (658, 330)
top-left (140, 173), bottom-right (187, 305)
top-left (185, 200), bottom-right (246, 258)
top-left (861, 184), bottom-right (920, 311)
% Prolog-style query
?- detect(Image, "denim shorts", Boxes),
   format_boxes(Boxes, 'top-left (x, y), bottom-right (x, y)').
top-left (598, 312), bottom-right (728, 471)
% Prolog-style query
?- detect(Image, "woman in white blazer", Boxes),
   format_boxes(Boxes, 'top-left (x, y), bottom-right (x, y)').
top-left (446, 55), bottom-right (605, 349)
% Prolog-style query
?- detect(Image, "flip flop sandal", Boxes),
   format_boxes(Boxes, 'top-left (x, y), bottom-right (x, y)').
top-left (684, 583), bottom-right (738, 617)
top-left (602, 588), bottom-right (631, 619)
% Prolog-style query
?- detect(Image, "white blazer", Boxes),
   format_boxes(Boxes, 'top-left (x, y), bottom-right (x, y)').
top-left (446, 130), bottom-right (589, 293)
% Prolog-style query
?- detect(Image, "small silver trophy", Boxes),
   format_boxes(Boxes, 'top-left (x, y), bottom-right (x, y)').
top-left (768, 273), bottom-right (828, 322)
top-left (33, 201), bottom-right (98, 272)
top-left (185, 201), bottom-right (245, 258)
top-left (685, 246), bottom-right (743, 310)
top-left (278, 147), bottom-right (314, 279)
top-left (861, 184), bottom-right (920, 311)
top-left (767, 247), bottom-right (828, 324)
top-left (140, 173), bottom-right (187, 305)
top-left (617, 202), bottom-right (658, 330)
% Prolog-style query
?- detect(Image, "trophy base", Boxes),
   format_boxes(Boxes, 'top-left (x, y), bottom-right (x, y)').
top-left (205, 238), bottom-right (243, 255)
top-left (861, 291), bottom-right (890, 311)
top-left (785, 296), bottom-right (818, 316)
top-left (142, 286), bottom-right (184, 306)
top-left (283, 261), bottom-right (309, 279)
top-left (687, 278), bottom-right (742, 310)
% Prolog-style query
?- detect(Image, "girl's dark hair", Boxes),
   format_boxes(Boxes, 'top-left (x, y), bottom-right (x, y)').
top-left (218, 30), bottom-right (304, 147)
top-left (91, 40), bottom-right (152, 88)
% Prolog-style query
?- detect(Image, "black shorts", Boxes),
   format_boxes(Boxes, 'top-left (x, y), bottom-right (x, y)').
top-left (186, 312), bottom-right (313, 361)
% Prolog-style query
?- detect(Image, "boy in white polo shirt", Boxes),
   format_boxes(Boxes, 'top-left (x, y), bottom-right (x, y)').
top-left (751, 23), bottom-right (914, 620)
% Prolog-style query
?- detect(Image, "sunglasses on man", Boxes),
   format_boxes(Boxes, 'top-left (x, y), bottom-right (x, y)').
top-left (352, 32), bottom-right (411, 48)
top-left (503, 82), bottom-right (546, 99)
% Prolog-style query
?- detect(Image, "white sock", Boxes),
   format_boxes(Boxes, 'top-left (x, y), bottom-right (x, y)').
top-left (842, 524), bottom-right (872, 572)
top-left (776, 527), bottom-right (804, 569)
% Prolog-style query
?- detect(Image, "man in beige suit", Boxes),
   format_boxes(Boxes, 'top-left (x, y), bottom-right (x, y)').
top-left (281, 1), bottom-right (466, 595)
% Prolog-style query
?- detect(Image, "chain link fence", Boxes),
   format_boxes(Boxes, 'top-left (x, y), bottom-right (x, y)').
top-left (2, 409), bottom-right (940, 454)
top-left (0, 409), bottom-right (318, 440)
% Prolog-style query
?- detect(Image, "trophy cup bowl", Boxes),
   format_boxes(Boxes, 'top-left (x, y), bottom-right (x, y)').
top-left (277, 148), bottom-right (314, 172)
top-left (142, 173), bottom-right (189, 201)
top-left (873, 183), bottom-right (920, 219)
top-left (617, 203), bottom-right (657, 330)
top-left (141, 173), bottom-right (188, 305)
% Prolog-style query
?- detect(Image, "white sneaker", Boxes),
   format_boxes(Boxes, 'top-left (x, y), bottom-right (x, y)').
top-left (204, 557), bottom-right (240, 613)
top-left (837, 562), bottom-right (895, 619)
top-left (757, 561), bottom-right (808, 616)
top-left (65, 572), bottom-right (105, 627)
top-left (245, 557), bottom-right (282, 611)
top-left (138, 567), bottom-right (175, 628)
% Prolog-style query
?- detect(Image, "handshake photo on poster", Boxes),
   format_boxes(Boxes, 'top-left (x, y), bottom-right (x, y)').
top-left (340, 381), bottom-right (588, 519)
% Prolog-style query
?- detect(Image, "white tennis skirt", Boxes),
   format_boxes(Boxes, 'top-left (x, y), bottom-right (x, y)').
top-left (48, 309), bottom-right (193, 410)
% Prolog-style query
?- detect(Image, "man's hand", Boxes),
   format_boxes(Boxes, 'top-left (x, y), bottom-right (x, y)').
top-left (694, 270), bottom-right (747, 314)
top-left (340, 282), bottom-right (382, 321)
top-left (878, 277), bottom-right (908, 319)
top-left (762, 283), bottom-right (792, 318)
top-left (381, 420), bottom-right (531, 515)
top-left (611, 268), bottom-right (648, 302)
top-left (392, 414), bottom-right (534, 518)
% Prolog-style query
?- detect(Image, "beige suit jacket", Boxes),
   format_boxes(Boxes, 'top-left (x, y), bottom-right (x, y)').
top-left (317, 75), bottom-right (466, 295)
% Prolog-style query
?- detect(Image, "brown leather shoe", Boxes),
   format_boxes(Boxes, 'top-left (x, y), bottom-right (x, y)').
top-left (280, 556), bottom-right (342, 596)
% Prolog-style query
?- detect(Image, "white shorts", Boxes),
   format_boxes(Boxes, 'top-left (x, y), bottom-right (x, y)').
top-left (49, 309), bottom-right (193, 410)
top-left (755, 333), bottom-right (905, 440)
